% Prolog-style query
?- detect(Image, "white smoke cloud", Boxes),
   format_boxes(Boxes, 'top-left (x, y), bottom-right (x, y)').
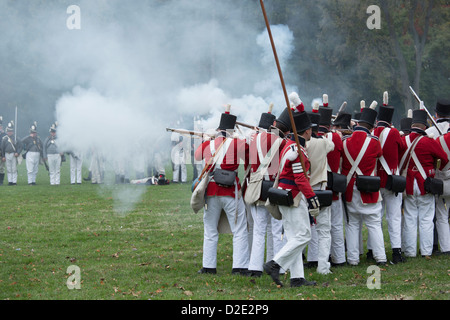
top-left (2, 1), bottom-right (300, 214)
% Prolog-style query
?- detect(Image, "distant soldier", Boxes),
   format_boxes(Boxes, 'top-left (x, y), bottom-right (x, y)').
top-left (43, 123), bottom-right (63, 185)
top-left (1, 121), bottom-right (22, 185)
top-left (68, 151), bottom-right (83, 184)
top-left (21, 122), bottom-right (43, 185)
top-left (171, 130), bottom-right (187, 184)
top-left (0, 117), bottom-right (6, 185)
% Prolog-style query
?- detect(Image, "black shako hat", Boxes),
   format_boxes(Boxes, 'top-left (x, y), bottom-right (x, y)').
top-left (293, 111), bottom-right (313, 133)
top-left (412, 109), bottom-right (429, 127)
top-left (400, 118), bottom-right (413, 133)
top-left (275, 107), bottom-right (292, 132)
top-left (333, 112), bottom-right (352, 129)
top-left (318, 106), bottom-right (333, 126)
top-left (218, 105), bottom-right (237, 131)
top-left (435, 99), bottom-right (450, 117)
top-left (308, 111), bottom-right (321, 132)
top-left (358, 107), bottom-right (378, 127)
top-left (377, 105), bottom-right (395, 124)
top-left (259, 113), bottom-right (276, 130)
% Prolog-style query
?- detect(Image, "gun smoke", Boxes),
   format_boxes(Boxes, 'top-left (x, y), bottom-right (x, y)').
top-left (1, 0), bottom-right (323, 214)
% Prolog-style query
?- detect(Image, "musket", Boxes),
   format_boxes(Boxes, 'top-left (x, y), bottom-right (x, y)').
top-left (235, 121), bottom-right (260, 131)
top-left (332, 101), bottom-right (348, 120)
top-left (409, 86), bottom-right (443, 135)
top-left (166, 128), bottom-right (215, 139)
top-left (259, 0), bottom-right (307, 176)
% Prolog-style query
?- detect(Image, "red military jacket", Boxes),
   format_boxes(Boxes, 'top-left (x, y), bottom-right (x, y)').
top-left (318, 130), bottom-right (344, 200)
top-left (195, 135), bottom-right (248, 198)
top-left (248, 130), bottom-right (287, 181)
top-left (277, 138), bottom-right (316, 200)
top-left (400, 129), bottom-right (449, 196)
top-left (341, 126), bottom-right (382, 204)
top-left (373, 124), bottom-right (407, 189)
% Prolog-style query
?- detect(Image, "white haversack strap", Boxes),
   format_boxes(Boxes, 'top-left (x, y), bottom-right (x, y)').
top-left (378, 128), bottom-right (394, 175)
top-left (209, 139), bottom-right (233, 169)
top-left (256, 134), bottom-right (282, 179)
top-left (344, 137), bottom-right (371, 184)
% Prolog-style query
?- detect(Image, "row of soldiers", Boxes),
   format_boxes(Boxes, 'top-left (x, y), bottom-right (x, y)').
top-left (0, 119), bottom-right (79, 185)
top-left (190, 92), bottom-right (450, 288)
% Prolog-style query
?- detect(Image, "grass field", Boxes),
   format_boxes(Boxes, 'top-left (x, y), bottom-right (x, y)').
top-left (0, 160), bottom-right (449, 302)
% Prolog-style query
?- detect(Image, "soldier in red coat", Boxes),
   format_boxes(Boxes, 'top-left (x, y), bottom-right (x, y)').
top-left (401, 109), bottom-right (449, 257)
top-left (341, 105), bottom-right (387, 266)
top-left (429, 100), bottom-right (450, 255)
top-left (373, 95), bottom-right (407, 264)
top-left (246, 108), bottom-right (289, 277)
top-left (194, 107), bottom-right (250, 275)
top-left (264, 106), bottom-right (320, 288)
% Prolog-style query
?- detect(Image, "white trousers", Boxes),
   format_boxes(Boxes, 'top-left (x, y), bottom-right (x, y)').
top-left (274, 199), bottom-right (311, 279)
top-left (403, 181), bottom-right (435, 256)
top-left (346, 187), bottom-right (386, 265)
top-left (48, 154), bottom-right (61, 185)
top-left (202, 196), bottom-right (249, 269)
top-left (70, 154), bottom-right (83, 184)
top-left (330, 198), bottom-right (346, 264)
top-left (172, 148), bottom-right (187, 183)
top-left (380, 188), bottom-right (403, 249)
top-left (248, 204), bottom-right (286, 272)
top-left (26, 151), bottom-right (40, 184)
top-left (435, 196), bottom-right (450, 252)
top-left (5, 153), bottom-right (17, 183)
top-left (307, 206), bottom-right (332, 274)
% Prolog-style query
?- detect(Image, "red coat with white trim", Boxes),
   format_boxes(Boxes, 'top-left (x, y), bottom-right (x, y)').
top-left (277, 138), bottom-right (316, 200)
top-left (341, 127), bottom-right (383, 204)
top-left (318, 131), bottom-right (344, 200)
top-left (373, 125), bottom-right (407, 188)
top-left (248, 130), bottom-right (287, 181)
top-left (195, 135), bottom-right (249, 198)
top-left (400, 130), bottom-right (449, 196)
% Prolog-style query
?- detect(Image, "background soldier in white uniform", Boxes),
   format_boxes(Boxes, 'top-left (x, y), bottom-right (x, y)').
top-left (1, 121), bottom-right (22, 185)
top-left (43, 123), bottom-right (63, 185)
top-left (21, 122), bottom-right (43, 185)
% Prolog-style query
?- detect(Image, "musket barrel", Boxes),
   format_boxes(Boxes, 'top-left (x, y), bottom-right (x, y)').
top-left (409, 86), bottom-right (442, 135)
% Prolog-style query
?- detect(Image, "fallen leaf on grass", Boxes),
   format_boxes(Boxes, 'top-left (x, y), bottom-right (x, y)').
top-left (183, 290), bottom-right (193, 296)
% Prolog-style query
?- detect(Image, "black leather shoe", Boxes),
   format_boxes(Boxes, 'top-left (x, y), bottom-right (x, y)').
top-left (231, 268), bottom-right (251, 276)
top-left (263, 260), bottom-right (283, 287)
top-left (391, 248), bottom-right (407, 264)
top-left (290, 278), bottom-right (317, 287)
top-left (197, 267), bottom-right (217, 274)
top-left (250, 270), bottom-right (263, 278)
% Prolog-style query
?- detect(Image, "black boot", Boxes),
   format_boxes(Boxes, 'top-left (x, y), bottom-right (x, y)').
top-left (290, 278), bottom-right (317, 287)
top-left (391, 248), bottom-right (406, 264)
top-left (84, 171), bottom-right (92, 181)
top-left (263, 260), bottom-right (283, 287)
top-left (0, 173), bottom-right (4, 185)
top-left (197, 267), bottom-right (217, 274)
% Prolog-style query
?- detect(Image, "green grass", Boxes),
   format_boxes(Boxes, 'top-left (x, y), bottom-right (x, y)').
top-left (0, 161), bottom-right (449, 300)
